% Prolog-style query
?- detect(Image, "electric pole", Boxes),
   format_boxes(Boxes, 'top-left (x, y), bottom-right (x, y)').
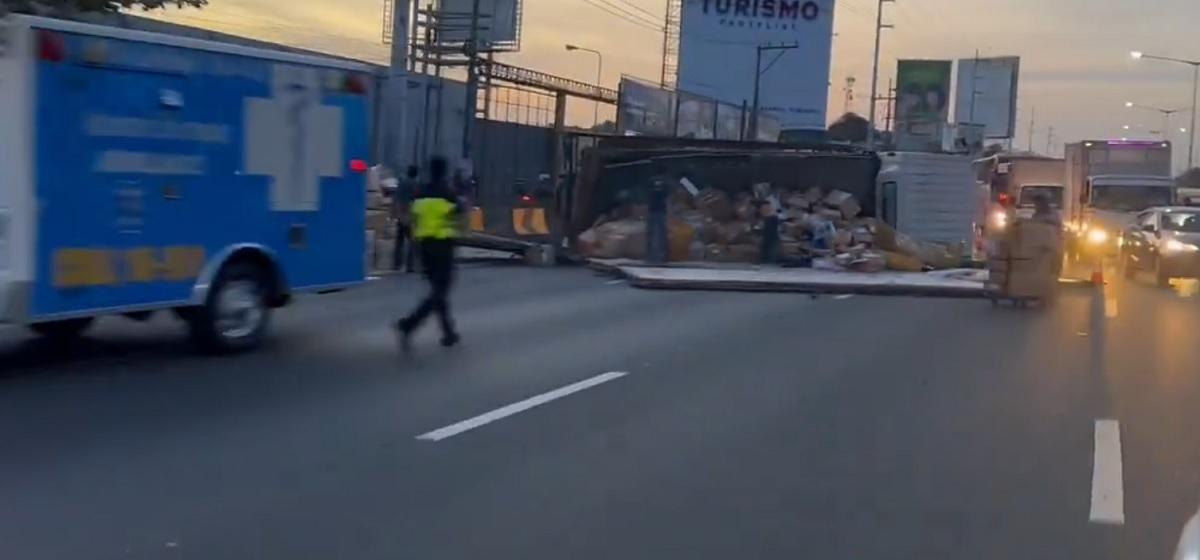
top-left (383, 0), bottom-right (413, 170)
top-left (1046, 125), bottom-right (1055, 156)
top-left (461, 0), bottom-right (482, 167)
top-left (866, 0), bottom-right (895, 148)
top-left (750, 43), bottom-right (799, 141)
top-left (1027, 106), bottom-right (1035, 153)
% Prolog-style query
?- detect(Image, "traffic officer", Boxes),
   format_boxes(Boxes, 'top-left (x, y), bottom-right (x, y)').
top-left (396, 156), bottom-right (461, 349)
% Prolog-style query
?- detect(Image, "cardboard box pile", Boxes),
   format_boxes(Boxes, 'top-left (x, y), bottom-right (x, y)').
top-left (986, 219), bottom-right (1063, 299)
top-left (365, 166), bottom-right (398, 270)
top-left (578, 183), bottom-right (964, 271)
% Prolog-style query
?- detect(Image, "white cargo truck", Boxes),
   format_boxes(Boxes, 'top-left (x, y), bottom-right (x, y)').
top-left (1065, 140), bottom-right (1175, 258)
top-left (875, 152), bottom-right (979, 248)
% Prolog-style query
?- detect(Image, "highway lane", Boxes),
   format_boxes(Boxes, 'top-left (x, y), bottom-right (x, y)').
top-left (1, 265), bottom-right (1198, 559)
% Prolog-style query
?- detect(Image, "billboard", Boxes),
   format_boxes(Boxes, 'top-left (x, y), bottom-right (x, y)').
top-left (677, 0), bottom-right (835, 131)
top-left (676, 91), bottom-right (717, 139)
top-left (895, 60), bottom-right (952, 124)
top-left (955, 56), bottom-right (1020, 138)
top-left (436, 0), bottom-right (523, 50)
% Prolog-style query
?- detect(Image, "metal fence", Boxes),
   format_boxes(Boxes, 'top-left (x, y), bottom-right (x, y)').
top-left (615, 76), bottom-right (780, 142)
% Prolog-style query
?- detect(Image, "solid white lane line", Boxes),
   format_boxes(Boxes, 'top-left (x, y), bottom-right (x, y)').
top-left (416, 371), bottom-right (631, 442)
top-left (1090, 419), bottom-right (1125, 524)
top-left (832, 294), bottom-right (855, 300)
top-left (605, 279), bottom-right (625, 285)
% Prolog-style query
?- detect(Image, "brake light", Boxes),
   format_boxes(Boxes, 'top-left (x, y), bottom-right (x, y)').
top-left (37, 30), bottom-right (66, 63)
top-left (349, 159), bottom-right (369, 174)
top-left (998, 193), bottom-right (1010, 206)
top-left (520, 194), bottom-right (533, 203)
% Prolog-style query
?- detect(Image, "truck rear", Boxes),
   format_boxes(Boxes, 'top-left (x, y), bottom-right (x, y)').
top-left (1065, 140), bottom-right (1175, 257)
top-left (0, 16), bottom-right (372, 350)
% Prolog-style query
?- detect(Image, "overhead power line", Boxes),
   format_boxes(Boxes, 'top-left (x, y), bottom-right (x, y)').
top-left (578, 0), bottom-right (662, 31)
top-left (587, 0), bottom-right (662, 28)
top-left (612, 0), bottom-right (660, 20)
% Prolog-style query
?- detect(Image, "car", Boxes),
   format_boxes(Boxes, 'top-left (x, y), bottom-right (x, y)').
top-left (1120, 207), bottom-right (1200, 286)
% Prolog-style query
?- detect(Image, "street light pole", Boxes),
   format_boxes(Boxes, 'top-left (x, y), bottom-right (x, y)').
top-left (749, 43), bottom-right (798, 141)
top-left (1131, 51), bottom-right (1200, 169)
top-left (566, 44), bottom-right (603, 128)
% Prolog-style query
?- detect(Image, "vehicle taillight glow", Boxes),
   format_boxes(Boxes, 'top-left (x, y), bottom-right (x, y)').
top-left (520, 194), bottom-right (533, 203)
top-left (349, 159), bottom-right (369, 174)
top-left (998, 193), bottom-right (1010, 206)
top-left (37, 30), bottom-right (66, 63)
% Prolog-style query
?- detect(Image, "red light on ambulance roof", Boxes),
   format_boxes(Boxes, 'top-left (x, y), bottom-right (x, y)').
top-left (349, 159), bottom-right (369, 174)
top-left (37, 30), bottom-right (66, 63)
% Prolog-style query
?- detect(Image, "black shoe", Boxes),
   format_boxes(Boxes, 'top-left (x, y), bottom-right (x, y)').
top-left (440, 333), bottom-right (461, 348)
top-left (395, 320), bottom-right (413, 352)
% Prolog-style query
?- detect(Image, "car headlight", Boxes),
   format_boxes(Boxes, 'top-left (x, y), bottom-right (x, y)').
top-left (991, 210), bottom-right (1009, 229)
top-left (1087, 228), bottom-right (1110, 244)
top-left (1164, 239), bottom-right (1199, 252)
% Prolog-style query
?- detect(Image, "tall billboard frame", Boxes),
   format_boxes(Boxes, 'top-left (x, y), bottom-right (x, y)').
top-left (954, 56), bottom-right (1020, 139)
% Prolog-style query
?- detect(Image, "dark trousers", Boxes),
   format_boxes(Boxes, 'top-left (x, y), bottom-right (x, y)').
top-left (393, 221), bottom-right (416, 272)
top-left (401, 238), bottom-right (456, 337)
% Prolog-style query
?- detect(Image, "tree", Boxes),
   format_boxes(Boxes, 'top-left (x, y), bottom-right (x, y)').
top-left (2, 0), bottom-right (206, 15)
top-left (826, 112), bottom-right (870, 143)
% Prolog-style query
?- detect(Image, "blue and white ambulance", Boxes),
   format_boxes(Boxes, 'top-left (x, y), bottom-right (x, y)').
top-left (0, 16), bottom-right (372, 351)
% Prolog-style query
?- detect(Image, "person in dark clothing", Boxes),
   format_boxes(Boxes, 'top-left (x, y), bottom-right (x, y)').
top-left (392, 165), bottom-right (419, 272)
top-left (396, 156), bottom-right (461, 349)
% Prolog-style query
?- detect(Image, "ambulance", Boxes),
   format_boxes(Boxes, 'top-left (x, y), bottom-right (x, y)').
top-left (0, 16), bottom-right (372, 351)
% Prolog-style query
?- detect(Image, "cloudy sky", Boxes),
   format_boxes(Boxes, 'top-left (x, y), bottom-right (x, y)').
top-left (148, 0), bottom-right (1200, 171)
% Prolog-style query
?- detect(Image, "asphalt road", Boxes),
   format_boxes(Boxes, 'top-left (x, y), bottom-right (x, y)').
top-left (1, 263), bottom-right (1199, 559)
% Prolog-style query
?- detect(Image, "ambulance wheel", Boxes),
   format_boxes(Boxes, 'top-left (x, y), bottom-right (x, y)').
top-left (30, 317), bottom-right (94, 340)
top-left (189, 262), bottom-right (271, 352)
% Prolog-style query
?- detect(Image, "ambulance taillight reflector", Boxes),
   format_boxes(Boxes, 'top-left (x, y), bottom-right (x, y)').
top-left (37, 30), bottom-right (66, 63)
top-left (349, 159), bottom-right (369, 174)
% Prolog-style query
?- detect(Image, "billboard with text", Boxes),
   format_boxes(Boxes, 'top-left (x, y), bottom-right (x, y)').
top-left (677, 0), bottom-right (835, 131)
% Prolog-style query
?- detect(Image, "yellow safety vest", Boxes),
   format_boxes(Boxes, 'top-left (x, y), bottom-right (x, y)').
top-left (410, 197), bottom-right (458, 240)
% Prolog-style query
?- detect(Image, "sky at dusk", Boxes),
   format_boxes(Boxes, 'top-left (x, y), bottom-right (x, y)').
top-left (148, 0), bottom-right (1200, 171)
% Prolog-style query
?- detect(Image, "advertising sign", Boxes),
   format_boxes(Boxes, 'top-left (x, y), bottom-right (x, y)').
top-left (437, 0), bottom-right (523, 50)
top-left (895, 60), bottom-right (953, 124)
top-left (954, 56), bottom-right (1020, 138)
top-left (677, 0), bottom-right (835, 131)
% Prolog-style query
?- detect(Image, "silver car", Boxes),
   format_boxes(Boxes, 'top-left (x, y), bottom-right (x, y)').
top-left (1121, 207), bottom-right (1200, 286)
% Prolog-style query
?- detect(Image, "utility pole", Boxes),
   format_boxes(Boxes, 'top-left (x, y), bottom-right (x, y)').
top-left (461, 0), bottom-right (483, 167)
top-left (1046, 126), bottom-right (1055, 156)
top-left (882, 79), bottom-right (896, 135)
top-left (1027, 106), bottom-right (1035, 153)
top-left (750, 43), bottom-right (799, 141)
top-left (843, 76), bottom-right (856, 114)
top-left (866, 0), bottom-right (895, 148)
top-left (383, 0), bottom-right (413, 170)
top-left (968, 49), bottom-right (981, 125)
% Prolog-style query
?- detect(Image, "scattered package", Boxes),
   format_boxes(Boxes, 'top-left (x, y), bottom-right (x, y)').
top-left (578, 181), bottom-right (962, 271)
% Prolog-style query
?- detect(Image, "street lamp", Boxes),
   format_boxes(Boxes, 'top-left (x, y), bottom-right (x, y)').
top-left (565, 44), bottom-right (603, 128)
top-left (1124, 101), bottom-right (1185, 140)
top-left (1130, 50), bottom-right (1200, 168)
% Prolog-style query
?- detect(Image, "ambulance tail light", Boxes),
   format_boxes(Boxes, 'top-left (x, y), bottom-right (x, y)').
top-left (344, 74), bottom-right (368, 95)
top-left (349, 159), bottom-right (369, 174)
top-left (37, 30), bottom-right (66, 63)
